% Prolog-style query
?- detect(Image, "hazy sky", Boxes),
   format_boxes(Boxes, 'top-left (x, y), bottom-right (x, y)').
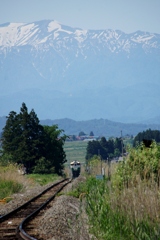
top-left (0, 0), bottom-right (160, 34)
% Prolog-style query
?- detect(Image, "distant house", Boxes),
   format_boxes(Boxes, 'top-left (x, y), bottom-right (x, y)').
top-left (83, 138), bottom-right (97, 142)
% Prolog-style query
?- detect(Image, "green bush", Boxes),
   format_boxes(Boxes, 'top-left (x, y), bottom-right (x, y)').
top-left (33, 157), bottom-right (55, 174)
top-left (112, 142), bottom-right (160, 189)
top-left (0, 179), bottom-right (23, 199)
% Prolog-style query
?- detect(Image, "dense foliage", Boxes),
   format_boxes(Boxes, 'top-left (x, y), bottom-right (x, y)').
top-left (133, 128), bottom-right (160, 147)
top-left (85, 137), bottom-right (123, 160)
top-left (1, 103), bottom-right (67, 174)
top-left (113, 141), bottom-right (160, 189)
top-left (42, 125), bottom-right (67, 175)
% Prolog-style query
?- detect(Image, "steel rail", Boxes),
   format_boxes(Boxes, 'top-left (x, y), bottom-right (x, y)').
top-left (0, 178), bottom-right (69, 222)
top-left (0, 178), bottom-right (71, 239)
top-left (18, 178), bottom-right (71, 239)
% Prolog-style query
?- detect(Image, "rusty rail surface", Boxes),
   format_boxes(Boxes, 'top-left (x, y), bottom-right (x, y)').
top-left (0, 178), bottom-right (71, 239)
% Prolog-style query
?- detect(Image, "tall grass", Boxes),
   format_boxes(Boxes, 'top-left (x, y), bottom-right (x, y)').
top-left (0, 179), bottom-right (23, 200)
top-left (0, 163), bottom-right (61, 200)
top-left (70, 143), bottom-right (160, 239)
top-left (77, 176), bottom-right (160, 240)
top-left (0, 163), bottom-right (29, 200)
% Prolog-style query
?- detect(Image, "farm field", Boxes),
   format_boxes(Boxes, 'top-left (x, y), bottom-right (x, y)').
top-left (64, 141), bottom-right (87, 165)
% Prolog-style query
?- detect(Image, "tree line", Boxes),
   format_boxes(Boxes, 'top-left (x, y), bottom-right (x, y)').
top-left (0, 103), bottom-right (67, 175)
top-left (86, 136), bottom-right (123, 160)
top-left (133, 129), bottom-right (160, 147)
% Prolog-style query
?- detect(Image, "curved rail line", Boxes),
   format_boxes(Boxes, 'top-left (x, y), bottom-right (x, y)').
top-left (0, 178), bottom-right (71, 240)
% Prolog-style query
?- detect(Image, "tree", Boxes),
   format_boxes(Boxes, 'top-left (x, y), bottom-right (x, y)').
top-left (114, 138), bottom-right (121, 150)
top-left (133, 129), bottom-right (160, 147)
top-left (43, 125), bottom-right (67, 175)
top-left (79, 131), bottom-right (86, 136)
top-left (85, 137), bottom-right (123, 161)
top-left (99, 137), bottom-right (109, 159)
top-left (2, 111), bottom-right (20, 156)
top-left (107, 139), bottom-right (114, 156)
top-left (114, 138), bottom-right (122, 157)
top-left (89, 131), bottom-right (94, 136)
top-left (33, 157), bottom-right (55, 174)
top-left (2, 103), bottom-right (44, 172)
top-left (86, 140), bottom-right (101, 160)
top-left (2, 103), bottom-right (67, 175)
top-left (86, 138), bottom-right (108, 160)
top-left (100, 137), bottom-right (108, 150)
top-left (114, 148), bottom-right (121, 157)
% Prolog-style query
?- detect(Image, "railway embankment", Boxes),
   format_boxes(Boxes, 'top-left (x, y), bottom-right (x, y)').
top-left (0, 176), bottom-right (92, 240)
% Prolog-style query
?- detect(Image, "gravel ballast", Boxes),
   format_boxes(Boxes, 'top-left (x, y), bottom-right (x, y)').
top-left (0, 176), bottom-right (94, 239)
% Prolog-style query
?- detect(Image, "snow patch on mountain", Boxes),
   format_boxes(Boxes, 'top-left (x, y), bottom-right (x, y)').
top-left (47, 21), bottom-right (61, 32)
top-left (72, 29), bottom-right (86, 43)
top-left (0, 22), bottom-right (24, 46)
top-left (131, 33), bottom-right (155, 43)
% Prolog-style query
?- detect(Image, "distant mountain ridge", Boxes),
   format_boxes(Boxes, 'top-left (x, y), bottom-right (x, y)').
top-left (0, 21), bottom-right (159, 52)
top-left (40, 118), bottom-right (160, 137)
top-left (1, 116), bottom-right (160, 137)
top-left (0, 20), bottom-right (160, 122)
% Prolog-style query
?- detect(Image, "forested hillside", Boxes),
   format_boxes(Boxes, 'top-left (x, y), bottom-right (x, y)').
top-left (1, 116), bottom-right (160, 138)
top-left (40, 118), bottom-right (160, 137)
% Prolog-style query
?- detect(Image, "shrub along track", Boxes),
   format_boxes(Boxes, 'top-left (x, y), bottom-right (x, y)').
top-left (0, 178), bottom-right (71, 240)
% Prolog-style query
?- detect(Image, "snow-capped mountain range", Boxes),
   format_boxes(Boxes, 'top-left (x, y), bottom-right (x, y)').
top-left (0, 20), bottom-right (159, 51)
top-left (0, 20), bottom-right (160, 123)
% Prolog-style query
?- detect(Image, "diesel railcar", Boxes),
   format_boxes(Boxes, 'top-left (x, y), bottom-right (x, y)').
top-left (70, 161), bottom-right (81, 178)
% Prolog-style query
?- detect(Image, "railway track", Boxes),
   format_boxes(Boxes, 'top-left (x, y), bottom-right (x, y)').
top-left (0, 178), bottom-right (71, 240)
